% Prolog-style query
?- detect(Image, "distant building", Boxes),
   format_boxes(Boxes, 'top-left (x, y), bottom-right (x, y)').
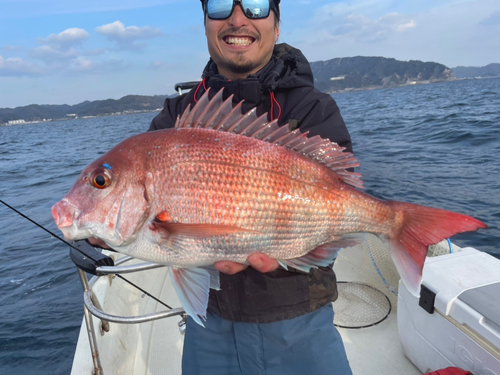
top-left (7, 119), bottom-right (26, 125)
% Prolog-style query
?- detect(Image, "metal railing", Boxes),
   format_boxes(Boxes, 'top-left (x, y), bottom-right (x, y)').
top-left (82, 255), bottom-right (185, 324)
top-left (73, 245), bottom-right (186, 375)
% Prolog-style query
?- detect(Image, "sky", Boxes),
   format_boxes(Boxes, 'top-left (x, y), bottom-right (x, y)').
top-left (1, 0), bottom-right (499, 108)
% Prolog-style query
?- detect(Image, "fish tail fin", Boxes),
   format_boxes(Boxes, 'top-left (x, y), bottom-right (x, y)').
top-left (384, 201), bottom-right (486, 296)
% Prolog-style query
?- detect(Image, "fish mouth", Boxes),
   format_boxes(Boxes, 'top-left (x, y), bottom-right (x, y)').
top-left (51, 199), bottom-right (90, 240)
top-left (52, 199), bottom-right (80, 229)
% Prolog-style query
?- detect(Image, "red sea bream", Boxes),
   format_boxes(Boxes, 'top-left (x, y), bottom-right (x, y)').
top-left (52, 89), bottom-right (486, 325)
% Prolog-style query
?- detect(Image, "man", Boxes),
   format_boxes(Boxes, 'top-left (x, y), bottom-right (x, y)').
top-left (150, 1), bottom-right (353, 374)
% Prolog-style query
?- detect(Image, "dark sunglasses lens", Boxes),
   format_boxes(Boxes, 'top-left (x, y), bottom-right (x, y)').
top-left (206, 0), bottom-right (270, 20)
top-left (241, 0), bottom-right (270, 19)
top-left (206, 0), bottom-right (234, 19)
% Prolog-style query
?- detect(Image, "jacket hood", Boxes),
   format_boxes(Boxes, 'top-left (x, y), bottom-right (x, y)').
top-left (201, 43), bottom-right (315, 92)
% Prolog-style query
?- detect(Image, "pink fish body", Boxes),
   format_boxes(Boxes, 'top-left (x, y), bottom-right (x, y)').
top-left (52, 89), bottom-right (486, 325)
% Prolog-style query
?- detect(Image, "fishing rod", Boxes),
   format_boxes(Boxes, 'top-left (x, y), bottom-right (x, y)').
top-left (0, 199), bottom-right (173, 310)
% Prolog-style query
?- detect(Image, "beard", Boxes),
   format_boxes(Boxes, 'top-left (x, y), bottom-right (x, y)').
top-left (219, 54), bottom-right (260, 76)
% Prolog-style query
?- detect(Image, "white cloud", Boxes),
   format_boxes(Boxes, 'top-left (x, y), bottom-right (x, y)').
top-left (396, 19), bottom-right (417, 32)
top-left (39, 28), bottom-right (89, 50)
top-left (28, 27), bottom-right (92, 65)
top-left (1, 45), bottom-right (22, 52)
top-left (0, 55), bottom-right (42, 76)
top-left (95, 20), bottom-right (163, 51)
top-left (30, 45), bottom-right (79, 63)
top-left (83, 48), bottom-right (106, 57)
top-left (151, 60), bottom-right (164, 68)
top-left (480, 10), bottom-right (500, 25)
top-left (283, 0), bottom-right (500, 67)
top-left (69, 57), bottom-right (126, 74)
top-left (150, 60), bottom-right (176, 70)
top-left (71, 57), bottom-right (94, 72)
top-left (312, 8), bottom-right (417, 43)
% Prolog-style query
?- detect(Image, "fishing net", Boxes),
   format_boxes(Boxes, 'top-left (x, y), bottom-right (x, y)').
top-left (333, 282), bottom-right (391, 328)
top-left (332, 234), bottom-right (455, 328)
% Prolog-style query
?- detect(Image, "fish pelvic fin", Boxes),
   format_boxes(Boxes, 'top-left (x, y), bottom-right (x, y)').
top-left (169, 267), bottom-right (220, 327)
top-left (279, 235), bottom-right (362, 272)
top-left (385, 201), bottom-right (487, 296)
top-left (175, 88), bottom-right (364, 189)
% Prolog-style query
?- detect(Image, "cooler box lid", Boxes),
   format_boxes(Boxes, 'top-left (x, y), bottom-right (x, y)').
top-left (420, 247), bottom-right (500, 349)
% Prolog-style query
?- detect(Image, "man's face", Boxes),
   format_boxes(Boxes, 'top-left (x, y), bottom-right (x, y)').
top-left (205, 4), bottom-right (279, 79)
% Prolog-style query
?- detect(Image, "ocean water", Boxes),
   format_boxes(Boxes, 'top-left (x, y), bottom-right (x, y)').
top-left (0, 77), bottom-right (499, 374)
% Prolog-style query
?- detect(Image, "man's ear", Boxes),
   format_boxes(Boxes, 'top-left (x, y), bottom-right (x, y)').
top-left (275, 25), bottom-right (280, 42)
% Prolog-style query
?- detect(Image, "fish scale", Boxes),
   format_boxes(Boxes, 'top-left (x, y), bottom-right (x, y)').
top-left (135, 128), bottom-right (372, 265)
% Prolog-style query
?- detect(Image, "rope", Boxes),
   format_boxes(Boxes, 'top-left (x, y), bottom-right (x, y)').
top-left (364, 233), bottom-right (398, 296)
top-left (193, 78), bottom-right (206, 103)
top-left (270, 92), bottom-right (281, 121)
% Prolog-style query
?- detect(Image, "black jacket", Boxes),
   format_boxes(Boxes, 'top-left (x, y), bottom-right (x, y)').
top-left (149, 43), bottom-right (352, 323)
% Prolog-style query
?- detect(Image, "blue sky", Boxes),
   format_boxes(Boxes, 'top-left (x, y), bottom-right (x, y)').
top-left (1, 0), bottom-right (499, 108)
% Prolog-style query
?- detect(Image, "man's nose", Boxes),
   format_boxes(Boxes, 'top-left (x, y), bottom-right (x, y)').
top-left (228, 4), bottom-right (249, 28)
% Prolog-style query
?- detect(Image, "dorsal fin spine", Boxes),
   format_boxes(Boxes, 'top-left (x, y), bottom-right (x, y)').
top-left (263, 123), bottom-right (289, 143)
top-left (185, 89), bottom-right (210, 127)
top-left (216, 101), bottom-right (244, 131)
top-left (226, 107), bottom-right (258, 133)
top-left (176, 106), bottom-right (191, 129)
top-left (250, 121), bottom-right (274, 139)
top-left (206, 93), bottom-right (233, 129)
top-left (275, 129), bottom-right (303, 147)
top-left (194, 89), bottom-right (224, 128)
top-left (242, 113), bottom-right (270, 137)
top-left (174, 88), bottom-right (364, 189)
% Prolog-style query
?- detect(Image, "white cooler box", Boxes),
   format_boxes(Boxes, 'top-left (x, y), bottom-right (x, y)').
top-left (398, 247), bottom-right (500, 375)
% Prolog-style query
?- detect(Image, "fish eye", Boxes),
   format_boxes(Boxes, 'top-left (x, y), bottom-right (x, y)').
top-left (90, 169), bottom-right (111, 189)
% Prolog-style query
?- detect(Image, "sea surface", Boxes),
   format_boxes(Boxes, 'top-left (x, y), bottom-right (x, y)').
top-left (1, 77), bottom-right (499, 374)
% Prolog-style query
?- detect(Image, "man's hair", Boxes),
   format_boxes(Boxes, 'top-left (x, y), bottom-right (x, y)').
top-left (200, 0), bottom-right (281, 24)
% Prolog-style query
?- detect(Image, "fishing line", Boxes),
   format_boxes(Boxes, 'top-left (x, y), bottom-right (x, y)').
top-left (0, 199), bottom-right (86, 257)
top-left (0, 199), bottom-right (173, 310)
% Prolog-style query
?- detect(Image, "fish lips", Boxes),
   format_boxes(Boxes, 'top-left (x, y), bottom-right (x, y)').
top-left (51, 199), bottom-right (91, 241)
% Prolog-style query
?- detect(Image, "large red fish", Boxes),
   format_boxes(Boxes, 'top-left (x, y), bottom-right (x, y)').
top-left (52, 89), bottom-right (486, 325)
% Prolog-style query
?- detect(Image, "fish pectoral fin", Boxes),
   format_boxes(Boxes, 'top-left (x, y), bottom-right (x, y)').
top-left (279, 234), bottom-right (363, 273)
top-left (153, 221), bottom-right (262, 238)
top-left (170, 267), bottom-right (216, 327)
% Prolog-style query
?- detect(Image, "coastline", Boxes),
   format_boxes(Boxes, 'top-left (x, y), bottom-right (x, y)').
top-left (2, 76), bottom-right (499, 127)
top-left (328, 75), bottom-right (500, 95)
top-left (0, 108), bottom-right (163, 127)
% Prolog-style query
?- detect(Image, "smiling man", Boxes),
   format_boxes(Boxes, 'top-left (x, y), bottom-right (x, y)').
top-left (150, 1), bottom-right (353, 374)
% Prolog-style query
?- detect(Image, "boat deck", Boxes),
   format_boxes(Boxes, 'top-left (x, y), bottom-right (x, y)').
top-left (334, 240), bottom-right (421, 375)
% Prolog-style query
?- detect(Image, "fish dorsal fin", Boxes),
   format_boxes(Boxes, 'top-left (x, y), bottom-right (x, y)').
top-left (176, 88), bottom-right (363, 189)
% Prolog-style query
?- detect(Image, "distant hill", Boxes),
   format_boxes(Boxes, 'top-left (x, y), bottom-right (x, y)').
top-left (451, 63), bottom-right (500, 78)
top-left (310, 56), bottom-right (452, 93)
top-left (1, 56), bottom-right (462, 125)
top-left (0, 95), bottom-right (171, 125)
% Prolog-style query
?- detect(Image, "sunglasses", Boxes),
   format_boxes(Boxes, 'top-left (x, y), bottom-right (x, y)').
top-left (204, 0), bottom-right (276, 20)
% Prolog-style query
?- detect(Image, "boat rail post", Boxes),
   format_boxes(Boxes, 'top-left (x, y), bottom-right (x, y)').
top-left (77, 268), bottom-right (104, 375)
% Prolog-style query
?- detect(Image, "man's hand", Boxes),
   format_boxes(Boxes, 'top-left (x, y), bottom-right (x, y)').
top-left (214, 253), bottom-right (279, 275)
